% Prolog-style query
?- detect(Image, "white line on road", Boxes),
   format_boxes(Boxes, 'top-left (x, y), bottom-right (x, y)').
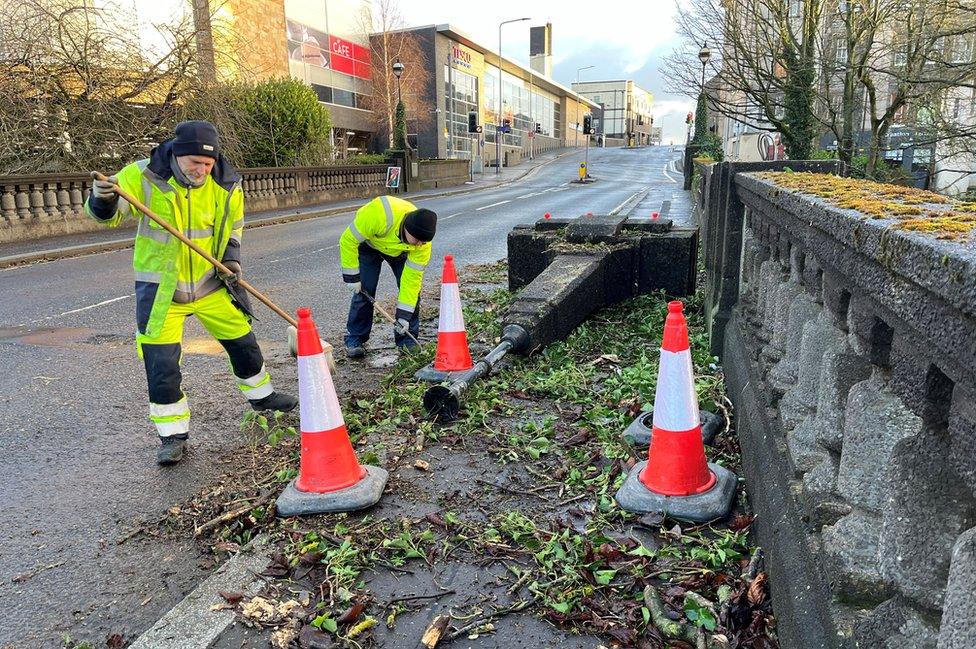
top-left (514, 193), bottom-right (536, 199)
top-left (24, 293), bottom-right (133, 326)
top-left (441, 212), bottom-right (465, 220)
top-left (475, 200), bottom-right (511, 211)
top-left (662, 162), bottom-right (678, 184)
top-left (267, 244), bottom-right (338, 265)
top-left (550, 187), bottom-right (570, 193)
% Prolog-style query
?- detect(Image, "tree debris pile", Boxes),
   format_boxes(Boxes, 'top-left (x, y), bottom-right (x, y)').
top-left (156, 262), bottom-right (777, 648)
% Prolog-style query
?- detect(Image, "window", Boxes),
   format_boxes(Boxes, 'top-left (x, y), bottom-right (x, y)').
top-left (893, 47), bottom-right (907, 67)
top-left (835, 36), bottom-right (848, 65)
top-left (952, 37), bottom-right (973, 64)
top-left (952, 97), bottom-right (962, 119)
top-left (444, 65), bottom-right (479, 159)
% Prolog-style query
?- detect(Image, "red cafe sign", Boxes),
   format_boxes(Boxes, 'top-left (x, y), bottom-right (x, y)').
top-left (329, 34), bottom-right (372, 80)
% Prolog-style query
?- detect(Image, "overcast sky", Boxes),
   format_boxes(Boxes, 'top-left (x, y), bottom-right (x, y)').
top-left (400, 0), bottom-right (693, 144)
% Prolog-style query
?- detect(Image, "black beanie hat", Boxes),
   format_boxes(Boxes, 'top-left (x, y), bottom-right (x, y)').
top-left (172, 120), bottom-right (220, 159)
top-left (403, 208), bottom-right (437, 242)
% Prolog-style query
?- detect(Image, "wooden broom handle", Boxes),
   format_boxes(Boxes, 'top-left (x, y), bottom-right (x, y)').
top-left (91, 171), bottom-right (298, 328)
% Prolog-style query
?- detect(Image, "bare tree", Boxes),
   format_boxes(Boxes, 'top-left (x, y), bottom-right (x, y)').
top-left (665, 0), bottom-right (827, 159)
top-left (0, 0), bottom-right (247, 174)
top-left (356, 0), bottom-right (431, 149)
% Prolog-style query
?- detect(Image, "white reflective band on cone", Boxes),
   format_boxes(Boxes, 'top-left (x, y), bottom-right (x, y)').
top-left (438, 283), bottom-right (466, 333)
top-left (652, 348), bottom-right (701, 431)
top-left (298, 353), bottom-right (345, 431)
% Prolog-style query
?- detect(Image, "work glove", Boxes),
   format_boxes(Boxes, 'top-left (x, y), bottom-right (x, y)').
top-left (219, 260), bottom-right (242, 283)
top-left (92, 175), bottom-right (119, 200)
top-left (393, 317), bottom-right (410, 337)
top-left (346, 281), bottom-right (362, 294)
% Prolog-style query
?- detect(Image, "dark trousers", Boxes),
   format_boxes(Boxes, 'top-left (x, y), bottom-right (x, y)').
top-left (345, 243), bottom-right (420, 348)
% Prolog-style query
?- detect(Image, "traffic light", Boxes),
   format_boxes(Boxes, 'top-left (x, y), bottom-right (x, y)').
top-left (501, 118), bottom-right (511, 133)
top-left (583, 114), bottom-right (593, 135)
top-left (467, 111), bottom-right (482, 133)
top-left (535, 122), bottom-right (542, 134)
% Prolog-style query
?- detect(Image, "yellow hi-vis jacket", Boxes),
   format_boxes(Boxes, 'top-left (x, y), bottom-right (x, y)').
top-left (339, 195), bottom-right (431, 317)
top-left (84, 141), bottom-right (244, 338)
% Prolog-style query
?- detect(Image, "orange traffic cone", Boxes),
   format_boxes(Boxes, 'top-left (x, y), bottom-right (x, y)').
top-left (416, 255), bottom-right (475, 382)
top-left (276, 308), bottom-right (387, 516)
top-left (615, 301), bottom-right (736, 522)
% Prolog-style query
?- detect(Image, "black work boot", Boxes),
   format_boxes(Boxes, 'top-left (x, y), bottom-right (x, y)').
top-left (250, 391), bottom-right (298, 413)
top-left (157, 435), bottom-right (187, 466)
top-left (346, 344), bottom-right (366, 359)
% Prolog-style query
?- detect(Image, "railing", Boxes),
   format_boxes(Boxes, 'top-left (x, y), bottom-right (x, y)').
top-left (0, 164), bottom-right (390, 243)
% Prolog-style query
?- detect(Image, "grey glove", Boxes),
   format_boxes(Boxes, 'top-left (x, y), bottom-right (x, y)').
top-left (347, 281), bottom-right (362, 294)
top-left (219, 260), bottom-right (241, 283)
top-left (92, 175), bottom-right (118, 200)
top-left (394, 317), bottom-right (410, 336)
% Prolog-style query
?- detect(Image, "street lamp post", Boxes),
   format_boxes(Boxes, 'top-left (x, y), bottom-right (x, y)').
top-left (496, 17), bottom-right (530, 175)
top-left (392, 58), bottom-right (405, 149)
top-left (575, 65), bottom-right (594, 147)
top-left (696, 42), bottom-right (711, 145)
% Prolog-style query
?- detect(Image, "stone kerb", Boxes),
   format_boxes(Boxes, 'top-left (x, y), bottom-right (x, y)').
top-left (725, 172), bottom-right (976, 648)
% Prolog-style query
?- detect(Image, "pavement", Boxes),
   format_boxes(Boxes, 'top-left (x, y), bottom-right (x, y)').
top-left (0, 144), bottom-right (687, 648)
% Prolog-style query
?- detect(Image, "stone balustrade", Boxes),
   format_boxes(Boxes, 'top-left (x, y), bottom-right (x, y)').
top-left (0, 164), bottom-right (390, 244)
top-left (696, 162), bottom-right (976, 649)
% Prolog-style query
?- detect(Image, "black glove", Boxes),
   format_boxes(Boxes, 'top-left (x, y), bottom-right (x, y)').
top-left (219, 260), bottom-right (241, 283)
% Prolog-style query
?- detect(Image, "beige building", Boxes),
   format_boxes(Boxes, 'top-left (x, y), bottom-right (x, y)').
top-left (572, 80), bottom-right (654, 146)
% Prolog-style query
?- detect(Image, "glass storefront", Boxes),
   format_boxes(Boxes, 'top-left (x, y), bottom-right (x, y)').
top-left (481, 66), bottom-right (557, 150)
top-left (444, 65), bottom-right (479, 159)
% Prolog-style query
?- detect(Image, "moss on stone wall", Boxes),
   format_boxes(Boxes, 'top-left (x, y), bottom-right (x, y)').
top-left (759, 172), bottom-right (975, 241)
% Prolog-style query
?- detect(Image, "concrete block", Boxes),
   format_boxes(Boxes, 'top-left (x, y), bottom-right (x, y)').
top-left (507, 228), bottom-right (553, 291)
top-left (602, 245), bottom-right (638, 305)
top-left (622, 219), bottom-right (672, 234)
top-left (837, 373), bottom-right (922, 513)
top-left (879, 430), bottom-right (976, 611)
top-left (763, 277), bottom-right (800, 369)
top-left (534, 216), bottom-right (574, 231)
top-left (505, 254), bottom-right (606, 352)
top-left (812, 343), bottom-right (871, 454)
top-left (637, 229), bottom-right (697, 297)
top-left (565, 214), bottom-right (627, 243)
top-left (802, 454), bottom-right (850, 530)
top-left (948, 386), bottom-right (976, 499)
top-left (786, 415), bottom-right (827, 478)
top-left (769, 292), bottom-right (821, 394)
top-left (851, 597), bottom-right (940, 649)
top-left (779, 312), bottom-right (845, 431)
top-left (822, 509), bottom-right (891, 605)
top-left (938, 526), bottom-right (976, 648)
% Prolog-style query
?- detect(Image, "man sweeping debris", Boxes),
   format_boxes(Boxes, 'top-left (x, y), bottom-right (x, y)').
top-left (339, 196), bottom-right (436, 358)
top-left (85, 120), bottom-right (297, 465)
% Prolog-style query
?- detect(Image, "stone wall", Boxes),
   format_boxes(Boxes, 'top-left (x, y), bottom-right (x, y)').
top-left (0, 165), bottom-right (389, 244)
top-left (697, 167), bottom-right (976, 648)
top-left (411, 159), bottom-right (470, 191)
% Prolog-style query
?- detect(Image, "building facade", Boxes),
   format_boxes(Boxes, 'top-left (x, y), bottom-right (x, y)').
top-left (572, 80), bottom-right (654, 147)
top-left (283, 0), bottom-right (375, 155)
top-left (382, 24), bottom-right (599, 166)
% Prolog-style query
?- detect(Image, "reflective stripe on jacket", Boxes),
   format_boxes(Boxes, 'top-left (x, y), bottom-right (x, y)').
top-left (85, 145), bottom-right (243, 338)
top-left (339, 195), bottom-right (431, 315)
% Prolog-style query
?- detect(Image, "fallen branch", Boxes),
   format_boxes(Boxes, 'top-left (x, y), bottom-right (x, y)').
top-left (642, 585), bottom-right (697, 643)
top-left (384, 590), bottom-right (456, 609)
top-left (193, 492), bottom-right (274, 537)
top-left (444, 599), bottom-right (536, 642)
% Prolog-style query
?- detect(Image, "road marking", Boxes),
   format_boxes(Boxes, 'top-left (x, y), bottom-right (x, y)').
top-left (550, 187), bottom-right (570, 193)
top-left (24, 293), bottom-right (133, 326)
top-left (475, 200), bottom-right (511, 211)
top-left (609, 189), bottom-right (649, 216)
top-left (662, 162), bottom-right (678, 184)
top-left (514, 193), bottom-right (536, 199)
top-left (266, 244), bottom-right (339, 265)
top-left (441, 212), bottom-right (465, 220)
